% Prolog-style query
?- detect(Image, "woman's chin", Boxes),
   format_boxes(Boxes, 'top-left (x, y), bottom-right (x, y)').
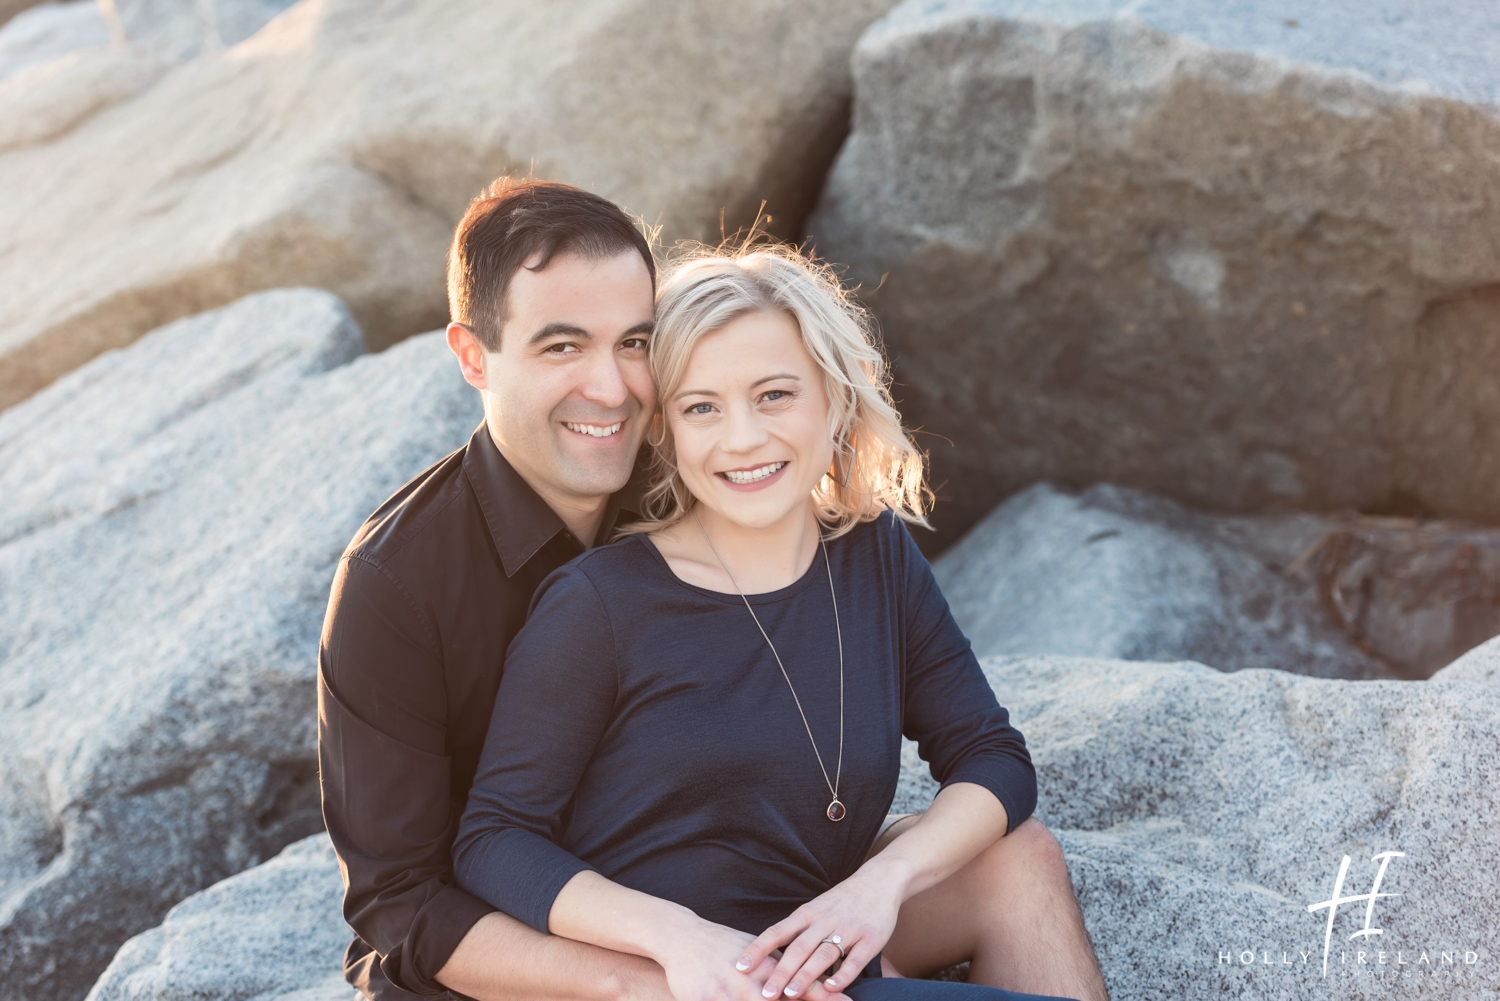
top-left (693, 486), bottom-right (815, 534)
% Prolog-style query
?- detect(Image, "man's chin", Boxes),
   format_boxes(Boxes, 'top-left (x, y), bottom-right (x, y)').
top-left (555, 453), bottom-right (639, 499)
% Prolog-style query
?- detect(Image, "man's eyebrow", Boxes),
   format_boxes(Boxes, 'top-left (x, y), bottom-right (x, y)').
top-left (673, 374), bottom-right (800, 401)
top-left (623, 320), bottom-right (655, 337)
top-left (528, 322), bottom-right (591, 345)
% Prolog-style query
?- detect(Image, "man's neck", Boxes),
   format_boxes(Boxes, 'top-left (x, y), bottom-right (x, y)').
top-left (487, 422), bottom-right (610, 548)
top-left (552, 498), bottom-right (608, 549)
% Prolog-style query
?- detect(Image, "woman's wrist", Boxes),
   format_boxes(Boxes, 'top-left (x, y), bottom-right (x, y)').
top-left (635, 900), bottom-right (710, 966)
top-left (854, 852), bottom-right (920, 903)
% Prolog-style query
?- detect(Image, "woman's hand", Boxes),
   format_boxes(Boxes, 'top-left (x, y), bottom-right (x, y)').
top-left (653, 912), bottom-right (851, 1001)
top-left (735, 857), bottom-right (910, 999)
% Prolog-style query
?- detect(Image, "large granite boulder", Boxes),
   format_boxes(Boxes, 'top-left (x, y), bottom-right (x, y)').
top-left (95, 641), bottom-right (1498, 1001)
top-left (893, 642), bottom-right (1500, 1000)
top-left (104, 0), bottom-right (299, 61)
top-left (0, 0), bottom-right (109, 80)
top-left (811, 0), bottom-right (1500, 548)
top-left (0, 0), bottom-right (898, 411)
top-left (0, 289), bottom-right (480, 1001)
top-left (0, 4), bottom-right (168, 155)
top-left (87, 835), bottom-right (353, 1001)
top-left (0, 0), bottom-right (48, 29)
top-left (935, 483), bottom-right (1500, 680)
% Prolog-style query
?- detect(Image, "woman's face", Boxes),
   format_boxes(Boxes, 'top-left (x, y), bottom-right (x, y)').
top-left (667, 309), bottom-right (834, 533)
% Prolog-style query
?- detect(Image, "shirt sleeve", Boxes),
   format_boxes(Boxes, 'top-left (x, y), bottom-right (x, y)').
top-left (451, 564), bottom-right (616, 934)
top-left (318, 556), bottom-right (496, 995)
top-left (895, 517), bottom-right (1037, 833)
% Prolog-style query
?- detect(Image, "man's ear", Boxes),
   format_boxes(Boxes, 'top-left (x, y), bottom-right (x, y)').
top-left (447, 322), bottom-right (489, 390)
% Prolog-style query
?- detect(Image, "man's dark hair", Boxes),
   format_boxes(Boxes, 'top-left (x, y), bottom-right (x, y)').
top-left (446, 177), bottom-right (657, 351)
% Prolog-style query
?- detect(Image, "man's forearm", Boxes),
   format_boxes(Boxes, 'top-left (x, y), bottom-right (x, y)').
top-left (436, 910), bottom-right (672, 1001)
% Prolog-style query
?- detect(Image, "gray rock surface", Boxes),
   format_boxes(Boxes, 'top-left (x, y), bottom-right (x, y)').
top-left (0, 289), bottom-right (480, 1001)
top-left (0, 0), bottom-right (898, 411)
top-left (105, 0), bottom-right (298, 61)
top-left (894, 641), bottom-right (1499, 999)
top-left (0, 42), bottom-right (167, 153)
top-left (934, 484), bottom-right (1389, 679)
top-left (0, 0), bottom-right (108, 79)
top-left (811, 0), bottom-right (1500, 548)
top-left (934, 484), bottom-right (1500, 680)
top-left (0, 0), bottom-right (49, 29)
top-left (87, 835), bottom-right (353, 1001)
top-left (98, 640), bottom-right (1497, 1001)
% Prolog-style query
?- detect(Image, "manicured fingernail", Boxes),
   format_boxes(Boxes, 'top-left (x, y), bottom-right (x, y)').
top-left (825, 979), bottom-right (839, 988)
top-left (736, 958), bottom-right (751, 971)
top-left (786, 986), bottom-right (801, 997)
top-left (762, 987), bottom-right (778, 999)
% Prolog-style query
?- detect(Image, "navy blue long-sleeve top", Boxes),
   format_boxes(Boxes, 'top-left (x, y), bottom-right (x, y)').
top-left (452, 511), bottom-right (1035, 937)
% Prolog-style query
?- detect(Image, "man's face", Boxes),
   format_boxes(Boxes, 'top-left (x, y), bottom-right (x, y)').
top-left (454, 250), bottom-right (657, 511)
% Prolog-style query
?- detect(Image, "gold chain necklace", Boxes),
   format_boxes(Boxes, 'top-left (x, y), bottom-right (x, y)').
top-left (693, 509), bottom-right (847, 822)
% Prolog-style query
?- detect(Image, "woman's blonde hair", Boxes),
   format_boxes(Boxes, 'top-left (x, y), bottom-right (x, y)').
top-left (623, 243), bottom-right (931, 539)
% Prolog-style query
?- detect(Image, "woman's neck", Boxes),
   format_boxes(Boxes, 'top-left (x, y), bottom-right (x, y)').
top-left (657, 500), bottom-right (822, 595)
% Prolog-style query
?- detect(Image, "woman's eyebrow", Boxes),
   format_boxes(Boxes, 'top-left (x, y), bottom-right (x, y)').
top-left (674, 373), bottom-right (800, 401)
top-left (749, 373), bottom-right (800, 389)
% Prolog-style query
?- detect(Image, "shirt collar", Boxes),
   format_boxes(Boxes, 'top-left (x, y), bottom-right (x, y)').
top-left (462, 423), bottom-right (648, 578)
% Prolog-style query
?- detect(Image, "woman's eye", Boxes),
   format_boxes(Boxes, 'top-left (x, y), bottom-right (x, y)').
top-left (686, 403), bottom-right (714, 416)
top-left (762, 390), bottom-right (788, 402)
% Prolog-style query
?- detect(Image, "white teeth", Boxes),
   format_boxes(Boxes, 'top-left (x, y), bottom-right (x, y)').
top-left (564, 422), bottom-right (622, 438)
top-left (723, 462), bottom-right (786, 484)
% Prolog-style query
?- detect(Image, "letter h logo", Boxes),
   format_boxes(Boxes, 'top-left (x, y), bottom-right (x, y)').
top-left (1306, 851), bottom-right (1404, 977)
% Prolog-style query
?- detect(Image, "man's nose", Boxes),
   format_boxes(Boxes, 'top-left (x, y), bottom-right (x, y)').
top-left (577, 350), bottom-right (629, 409)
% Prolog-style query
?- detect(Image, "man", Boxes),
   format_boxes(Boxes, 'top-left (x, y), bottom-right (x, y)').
top-left (318, 178), bottom-right (1108, 1001)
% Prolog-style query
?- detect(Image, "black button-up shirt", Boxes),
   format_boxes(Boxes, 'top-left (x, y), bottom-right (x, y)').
top-left (318, 423), bottom-right (641, 999)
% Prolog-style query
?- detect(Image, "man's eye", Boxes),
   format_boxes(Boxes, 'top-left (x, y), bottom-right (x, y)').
top-left (622, 337), bottom-right (649, 350)
top-left (545, 343), bottom-right (579, 355)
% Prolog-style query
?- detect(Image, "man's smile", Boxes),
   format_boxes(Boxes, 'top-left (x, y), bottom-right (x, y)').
top-left (563, 421), bottom-right (624, 438)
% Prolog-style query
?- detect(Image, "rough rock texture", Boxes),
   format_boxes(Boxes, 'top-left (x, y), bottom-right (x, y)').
top-left (106, 0), bottom-right (299, 61)
top-left (87, 835), bottom-right (354, 1001)
top-left (810, 0), bottom-right (1500, 549)
top-left (97, 641), bottom-right (1498, 1001)
top-left (0, 0), bottom-right (899, 411)
top-left (0, 289), bottom-right (480, 1001)
top-left (0, 44), bottom-right (168, 153)
top-left (894, 641), bottom-right (1500, 999)
top-left (0, 0), bottom-right (108, 79)
top-left (0, 0), bottom-right (48, 29)
top-left (935, 483), bottom-right (1500, 680)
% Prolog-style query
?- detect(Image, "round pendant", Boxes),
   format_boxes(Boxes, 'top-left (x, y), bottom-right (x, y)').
top-left (826, 798), bottom-right (846, 822)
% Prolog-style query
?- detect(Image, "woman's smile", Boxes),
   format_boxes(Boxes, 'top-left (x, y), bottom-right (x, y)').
top-left (718, 460), bottom-right (790, 489)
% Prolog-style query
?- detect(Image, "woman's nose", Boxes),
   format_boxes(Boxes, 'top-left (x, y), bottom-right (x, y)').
top-left (720, 402), bottom-right (769, 452)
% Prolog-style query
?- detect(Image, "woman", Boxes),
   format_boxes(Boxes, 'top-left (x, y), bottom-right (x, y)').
top-left (453, 246), bottom-right (1077, 1001)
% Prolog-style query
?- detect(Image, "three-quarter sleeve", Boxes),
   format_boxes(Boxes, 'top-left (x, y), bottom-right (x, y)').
top-left (452, 565), bottom-right (618, 933)
top-left (318, 556), bottom-right (496, 995)
top-left (895, 518), bottom-right (1037, 833)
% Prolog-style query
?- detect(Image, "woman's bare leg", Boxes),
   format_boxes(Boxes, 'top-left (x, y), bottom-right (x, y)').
top-left (869, 817), bottom-right (1108, 1001)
